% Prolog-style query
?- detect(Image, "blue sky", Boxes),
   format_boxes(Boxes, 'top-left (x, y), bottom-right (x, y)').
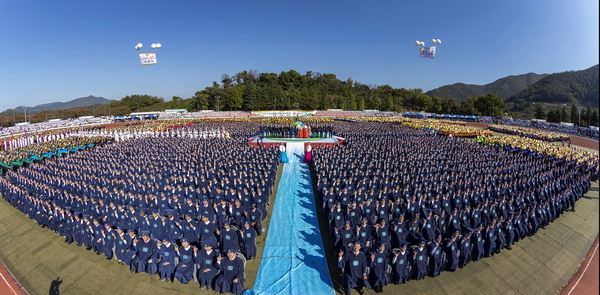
top-left (0, 0), bottom-right (598, 110)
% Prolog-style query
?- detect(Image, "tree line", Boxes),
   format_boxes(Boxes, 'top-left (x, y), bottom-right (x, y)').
top-left (189, 70), bottom-right (506, 116)
top-left (2, 70), bottom-right (599, 128)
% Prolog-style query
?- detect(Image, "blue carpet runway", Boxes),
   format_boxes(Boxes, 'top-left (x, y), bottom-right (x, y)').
top-left (252, 143), bottom-right (334, 295)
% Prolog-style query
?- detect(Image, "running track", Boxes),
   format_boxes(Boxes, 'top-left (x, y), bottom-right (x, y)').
top-left (560, 236), bottom-right (599, 295)
top-left (0, 261), bottom-right (26, 295)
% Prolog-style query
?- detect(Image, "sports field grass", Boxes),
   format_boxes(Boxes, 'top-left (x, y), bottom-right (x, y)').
top-left (0, 164), bottom-right (282, 295)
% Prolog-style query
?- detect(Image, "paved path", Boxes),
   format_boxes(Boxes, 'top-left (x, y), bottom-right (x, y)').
top-left (253, 142), bottom-right (334, 295)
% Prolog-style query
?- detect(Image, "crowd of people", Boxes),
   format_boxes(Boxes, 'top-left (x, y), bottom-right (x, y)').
top-left (0, 136), bottom-right (112, 165)
top-left (0, 117), bottom-right (597, 294)
top-left (315, 110), bottom-right (398, 117)
top-left (0, 122), bottom-right (279, 294)
top-left (312, 122), bottom-right (596, 294)
top-left (495, 118), bottom-right (599, 139)
top-left (475, 134), bottom-right (599, 166)
top-left (398, 119), bottom-right (490, 138)
top-left (488, 124), bottom-right (570, 142)
top-left (0, 117), bottom-right (111, 138)
top-left (258, 123), bottom-right (334, 139)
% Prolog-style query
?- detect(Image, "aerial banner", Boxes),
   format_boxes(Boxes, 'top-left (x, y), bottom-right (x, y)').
top-left (419, 46), bottom-right (436, 58)
top-left (138, 53), bottom-right (157, 65)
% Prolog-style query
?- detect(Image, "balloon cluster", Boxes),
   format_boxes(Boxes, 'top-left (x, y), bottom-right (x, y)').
top-left (134, 42), bottom-right (162, 50)
top-left (415, 38), bottom-right (442, 47)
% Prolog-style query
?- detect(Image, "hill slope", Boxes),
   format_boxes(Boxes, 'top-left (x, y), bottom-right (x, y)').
top-left (507, 65), bottom-right (599, 107)
top-left (2, 95), bottom-right (111, 115)
top-left (427, 73), bottom-right (548, 101)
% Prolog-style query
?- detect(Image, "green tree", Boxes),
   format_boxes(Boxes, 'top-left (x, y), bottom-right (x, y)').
top-left (471, 94), bottom-right (505, 116)
top-left (561, 106), bottom-right (568, 123)
top-left (120, 95), bottom-right (163, 111)
top-left (534, 104), bottom-right (546, 119)
top-left (191, 91), bottom-right (208, 110)
top-left (590, 108), bottom-right (599, 127)
top-left (547, 109), bottom-right (561, 123)
top-left (570, 105), bottom-right (578, 125)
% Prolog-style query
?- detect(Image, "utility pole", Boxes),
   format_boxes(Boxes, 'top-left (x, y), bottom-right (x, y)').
top-left (578, 108), bottom-right (581, 126)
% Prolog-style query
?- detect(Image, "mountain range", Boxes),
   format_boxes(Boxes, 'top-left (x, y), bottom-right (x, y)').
top-left (1, 96), bottom-right (111, 115)
top-left (427, 64), bottom-right (599, 107)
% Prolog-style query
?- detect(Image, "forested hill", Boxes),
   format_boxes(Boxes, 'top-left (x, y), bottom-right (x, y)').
top-left (507, 64), bottom-right (599, 107)
top-left (426, 73), bottom-right (548, 101)
top-left (2, 96), bottom-right (110, 115)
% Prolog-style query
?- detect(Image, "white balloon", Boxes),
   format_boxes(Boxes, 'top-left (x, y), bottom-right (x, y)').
top-left (156, 43), bottom-right (162, 48)
top-left (416, 40), bottom-right (420, 46)
top-left (150, 43), bottom-right (157, 48)
top-left (136, 43), bottom-right (143, 48)
top-left (437, 39), bottom-right (442, 44)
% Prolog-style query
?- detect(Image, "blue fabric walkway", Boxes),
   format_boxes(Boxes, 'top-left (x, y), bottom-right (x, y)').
top-left (253, 143), bottom-right (334, 295)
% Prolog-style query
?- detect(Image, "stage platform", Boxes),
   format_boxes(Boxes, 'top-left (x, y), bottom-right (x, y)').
top-left (248, 136), bottom-right (345, 147)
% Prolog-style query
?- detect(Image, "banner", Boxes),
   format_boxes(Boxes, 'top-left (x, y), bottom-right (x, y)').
top-left (138, 53), bottom-right (157, 65)
top-left (419, 46), bottom-right (436, 58)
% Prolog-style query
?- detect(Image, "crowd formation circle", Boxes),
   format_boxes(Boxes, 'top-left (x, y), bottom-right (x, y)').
top-left (0, 120), bottom-right (597, 295)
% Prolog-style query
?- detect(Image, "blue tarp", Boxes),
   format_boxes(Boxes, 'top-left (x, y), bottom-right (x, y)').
top-left (253, 143), bottom-right (334, 295)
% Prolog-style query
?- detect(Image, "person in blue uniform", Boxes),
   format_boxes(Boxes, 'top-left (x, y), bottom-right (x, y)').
top-left (392, 244), bottom-right (410, 284)
top-left (180, 213), bottom-right (198, 243)
top-left (219, 221), bottom-right (240, 252)
top-left (102, 223), bottom-right (115, 260)
top-left (216, 249), bottom-right (245, 295)
top-left (429, 235), bottom-right (444, 277)
top-left (174, 238), bottom-right (195, 284)
top-left (149, 209), bottom-right (166, 241)
top-left (249, 203), bottom-right (263, 236)
top-left (369, 242), bottom-right (389, 293)
top-left (195, 240), bottom-right (220, 290)
top-left (240, 221), bottom-right (257, 260)
top-left (473, 225), bottom-right (485, 261)
top-left (446, 231), bottom-right (460, 272)
top-left (459, 231), bottom-right (473, 268)
top-left (198, 215), bottom-right (218, 243)
top-left (132, 230), bottom-right (158, 274)
top-left (157, 238), bottom-right (177, 282)
top-left (485, 222), bottom-right (497, 257)
top-left (337, 243), bottom-right (369, 295)
top-left (114, 227), bottom-right (127, 264)
top-left (413, 240), bottom-right (428, 280)
top-left (91, 218), bottom-right (104, 254)
top-left (163, 209), bottom-right (182, 242)
top-left (336, 221), bottom-right (356, 253)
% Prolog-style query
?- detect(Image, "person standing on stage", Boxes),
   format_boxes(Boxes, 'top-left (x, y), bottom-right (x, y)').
top-left (279, 143), bottom-right (288, 163)
top-left (304, 143), bottom-right (313, 163)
